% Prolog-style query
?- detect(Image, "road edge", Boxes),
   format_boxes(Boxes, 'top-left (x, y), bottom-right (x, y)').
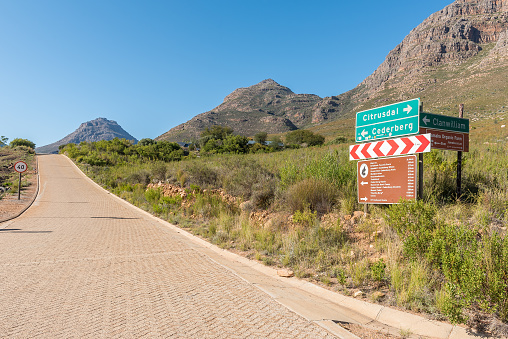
top-left (0, 154), bottom-right (40, 224)
top-left (63, 154), bottom-right (478, 339)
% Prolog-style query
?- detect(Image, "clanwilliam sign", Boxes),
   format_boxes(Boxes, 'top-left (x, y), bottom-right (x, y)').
top-left (419, 112), bottom-right (469, 152)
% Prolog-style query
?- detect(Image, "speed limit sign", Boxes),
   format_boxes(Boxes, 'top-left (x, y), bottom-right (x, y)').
top-left (14, 161), bottom-right (28, 173)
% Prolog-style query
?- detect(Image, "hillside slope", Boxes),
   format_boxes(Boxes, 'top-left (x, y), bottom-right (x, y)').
top-left (156, 79), bottom-right (334, 142)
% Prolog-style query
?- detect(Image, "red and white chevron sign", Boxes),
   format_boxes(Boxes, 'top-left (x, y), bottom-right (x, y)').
top-left (349, 133), bottom-right (431, 160)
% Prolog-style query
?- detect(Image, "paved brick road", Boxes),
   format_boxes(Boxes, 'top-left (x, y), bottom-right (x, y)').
top-left (0, 155), bottom-right (336, 338)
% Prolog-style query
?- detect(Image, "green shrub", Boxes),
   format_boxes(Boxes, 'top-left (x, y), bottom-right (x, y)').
top-left (286, 178), bottom-right (337, 214)
top-left (371, 259), bottom-right (386, 282)
top-left (386, 200), bottom-right (439, 259)
top-left (292, 207), bottom-right (317, 227)
top-left (285, 130), bottom-right (325, 147)
top-left (145, 188), bottom-right (161, 204)
top-left (126, 170), bottom-right (151, 185)
top-left (9, 138), bottom-right (35, 149)
top-left (185, 162), bottom-right (219, 188)
top-left (251, 185), bottom-right (275, 210)
top-left (151, 162), bottom-right (167, 182)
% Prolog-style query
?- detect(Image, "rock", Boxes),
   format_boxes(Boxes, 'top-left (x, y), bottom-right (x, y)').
top-left (239, 200), bottom-right (253, 212)
top-left (354, 290), bottom-right (364, 298)
top-left (277, 269), bottom-right (294, 278)
top-left (353, 211), bottom-right (365, 219)
top-left (371, 291), bottom-right (386, 301)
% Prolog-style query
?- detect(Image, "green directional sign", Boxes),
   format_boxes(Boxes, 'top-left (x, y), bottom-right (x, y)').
top-left (419, 112), bottom-right (469, 133)
top-left (355, 98), bottom-right (420, 142)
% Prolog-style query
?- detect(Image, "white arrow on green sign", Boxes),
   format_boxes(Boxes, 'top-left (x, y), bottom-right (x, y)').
top-left (355, 98), bottom-right (420, 142)
top-left (419, 112), bottom-right (469, 133)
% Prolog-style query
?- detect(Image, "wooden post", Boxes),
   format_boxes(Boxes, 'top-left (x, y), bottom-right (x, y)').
top-left (457, 104), bottom-right (464, 199)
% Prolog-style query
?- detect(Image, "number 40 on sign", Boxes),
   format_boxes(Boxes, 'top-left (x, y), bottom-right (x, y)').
top-left (15, 161), bottom-right (28, 173)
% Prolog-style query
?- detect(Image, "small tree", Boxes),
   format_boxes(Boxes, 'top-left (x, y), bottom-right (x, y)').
top-left (201, 126), bottom-right (233, 141)
top-left (268, 136), bottom-right (283, 150)
top-left (285, 130), bottom-right (324, 147)
top-left (0, 136), bottom-right (8, 147)
top-left (254, 132), bottom-right (268, 145)
top-left (138, 138), bottom-right (155, 146)
top-left (10, 138), bottom-right (35, 149)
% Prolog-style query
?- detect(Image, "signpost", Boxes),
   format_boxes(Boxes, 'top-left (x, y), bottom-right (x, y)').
top-left (357, 155), bottom-right (417, 204)
top-left (352, 100), bottom-right (471, 205)
top-left (349, 133), bottom-right (431, 160)
top-left (419, 112), bottom-right (469, 133)
top-left (419, 128), bottom-right (469, 152)
top-left (355, 98), bottom-right (420, 142)
top-left (14, 161), bottom-right (28, 200)
top-left (419, 112), bottom-right (469, 152)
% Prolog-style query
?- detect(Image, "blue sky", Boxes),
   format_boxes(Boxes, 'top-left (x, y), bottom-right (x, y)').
top-left (1, 0), bottom-right (453, 147)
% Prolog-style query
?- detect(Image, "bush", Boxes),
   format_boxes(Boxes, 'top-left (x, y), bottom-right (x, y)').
top-left (286, 178), bottom-right (337, 214)
top-left (385, 200), bottom-right (439, 259)
top-left (145, 188), bottom-right (161, 204)
top-left (220, 157), bottom-right (276, 200)
top-left (184, 162), bottom-right (219, 188)
top-left (285, 130), bottom-right (325, 147)
top-left (254, 132), bottom-right (268, 144)
top-left (388, 199), bottom-right (508, 323)
top-left (251, 184), bottom-right (275, 210)
top-left (126, 170), bottom-right (151, 185)
top-left (371, 259), bottom-right (386, 282)
top-left (151, 162), bottom-right (167, 182)
top-left (10, 138), bottom-right (35, 149)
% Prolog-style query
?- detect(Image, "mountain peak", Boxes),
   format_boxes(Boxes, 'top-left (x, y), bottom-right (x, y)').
top-left (36, 118), bottom-right (138, 154)
top-left (156, 79), bottom-right (323, 142)
top-left (221, 78), bottom-right (293, 104)
top-left (361, 0), bottom-right (508, 95)
top-left (157, 0), bottom-right (508, 142)
top-left (256, 78), bottom-right (282, 87)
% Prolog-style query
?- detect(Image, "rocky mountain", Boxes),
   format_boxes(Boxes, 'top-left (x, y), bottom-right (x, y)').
top-left (36, 118), bottom-right (138, 154)
top-left (311, 0), bottom-right (508, 138)
top-left (156, 79), bottom-right (339, 142)
top-left (158, 0), bottom-right (508, 142)
top-left (358, 0), bottom-right (508, 99)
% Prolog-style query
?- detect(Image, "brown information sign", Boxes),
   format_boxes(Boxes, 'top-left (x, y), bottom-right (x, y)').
top-left (358, 155), bottom-right (417, 204)
top-left (420, 127), bottom-right (469, 152)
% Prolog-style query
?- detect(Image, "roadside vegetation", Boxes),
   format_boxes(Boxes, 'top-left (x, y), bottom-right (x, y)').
top-left (60, 129), bottom-right (508, 335)
top-left (0, 137), bottom-right (36, 199)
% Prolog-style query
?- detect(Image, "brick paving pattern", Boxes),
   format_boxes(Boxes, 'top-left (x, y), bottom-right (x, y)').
top-left (0, 155), bottom-right (336, 338)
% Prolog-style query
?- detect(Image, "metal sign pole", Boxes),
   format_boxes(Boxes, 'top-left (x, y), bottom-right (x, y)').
top-left (18, 172), bottom-right (22, 200)
top-left (418, 103), bottom-right (424, 200)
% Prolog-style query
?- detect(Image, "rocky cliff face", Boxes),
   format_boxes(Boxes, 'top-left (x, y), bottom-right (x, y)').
top-left (158, 0), bottom-right (508, 142)
top-left (361, 0), bottom-right (508, 95)
top-left (156, 79), bottom-right (330, 142)
top-left (36, 118), bottom-right (138, 154)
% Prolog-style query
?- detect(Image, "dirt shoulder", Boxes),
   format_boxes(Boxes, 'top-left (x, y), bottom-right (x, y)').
top-left (0, 156), bottom-right (38, 223)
